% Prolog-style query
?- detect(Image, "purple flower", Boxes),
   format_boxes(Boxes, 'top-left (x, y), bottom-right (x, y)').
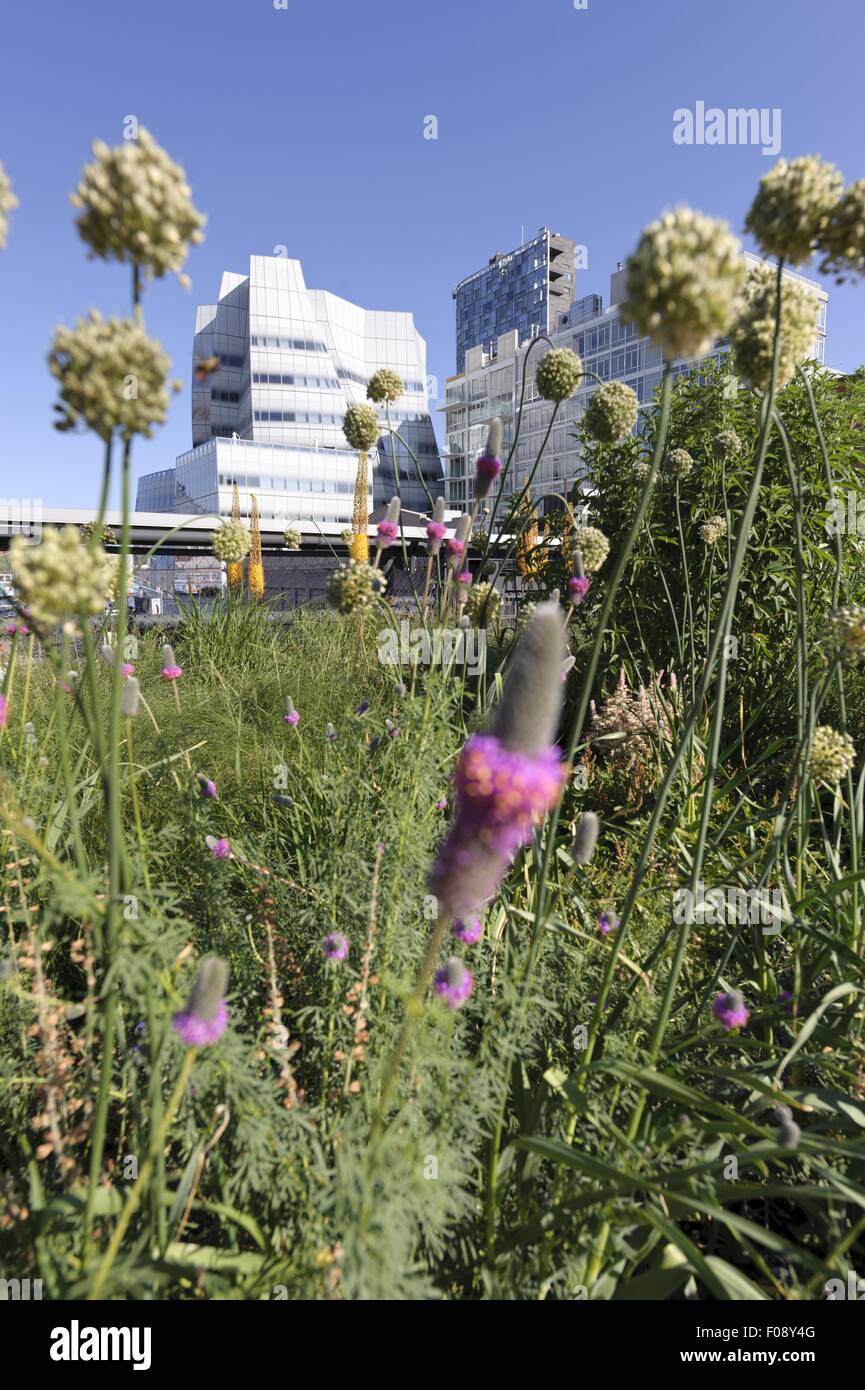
top-left (456, 570), bottom-right (472, 588)
top-left (161, 643), bottom-right (182, 680)
top-left (355, 700), bottom-right (371, 717)
top-left (597, 910), bottom-right (618, 936)
top-left (0, 694), bottom-right (8, 729)
top-left (713, 990), bottom-right (749, 1032)
top-left (427, 603), bottom-right (566, 919)
top-left (284, 696), bottom-right (300, 725)
top-left (778, 990), bottom-right (794, 1013)
top-left (121, 662), bottom-right (135, 677)
top-left (446, 537), bottom-right (466, 562)
top-left (376, 519), bottom-right (399, 545)
top-left (426, 520), bottom-right (447, 551)
top-left (474, 421), bottom-right (503, 500)
top-left (434, 957), bottom-right (474, 1009)
top-left (324, 931), bottom-right (349, 962)
top-left (207, 836), bottom-right (231, 859)
top-left (453, 916), bottom-right (483, 945)
top-left (435, 797), bottom-right (448, 811)
top-left (568, 576), bottom-right (591, 603)
top-left (475, 454), bottom-right (502, 487)
top-left (172, 956), bottom-right (230, 1047)
top-left (197, 774), bottom-right (217, 799)
top-left (428, 734), bottom-right (566, 918)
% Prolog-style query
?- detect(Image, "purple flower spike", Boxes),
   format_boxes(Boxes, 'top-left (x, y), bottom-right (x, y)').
top-left (474, 420), bottom-right (504, 500)
top-left (568, 576), bottom-right (591, 603)
top-left (457, 570), bottom-right (473, 588)
top-left (197, 775), bottom-right (217, 799)
top-left (285, 710), bottom-right (300, 725)
top-left (428, 735), bottom-right (566, 919)
top-left (713, 990), bottom-right (749, 1032)
top-left (324, 931), bottom-right (349, 962)
top-left (597, 910), bottom-right (618, 936)
top-left (476, 454), bottom-right (502, 483)
top-left (162, 664), bottom-right (182, 680)
top-left (453, 916), bottom-right (483, 945)
top-left (376, 520), bottom-right (399, 545)
top-left (0, 694), bottom-right (8, 729)
top-left (207, 836), bottom-right (231, 859)
top-left (435, 797), bottom-right (448, 811)
top-left (172, 956), bottom-right (230, 1047)
top-left (426, 520), bottom-right (447, 548)
top-left (434, 957), bottom-right (474, 1009)
top-left (427, 602), bottom-right (566, 919)
top-left (446, 537), bottom-right (466, 562)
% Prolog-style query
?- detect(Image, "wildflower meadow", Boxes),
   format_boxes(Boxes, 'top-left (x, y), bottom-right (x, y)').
top-left (3, 133), bottom-right (865, 1314)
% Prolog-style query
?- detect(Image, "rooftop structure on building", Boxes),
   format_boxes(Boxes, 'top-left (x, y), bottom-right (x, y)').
top-left (452, 227), bottom-right (577, 375)
top-left (443, 256), bottom-right (828, 515)
top-left (136, 254), bottom-right (444, 525)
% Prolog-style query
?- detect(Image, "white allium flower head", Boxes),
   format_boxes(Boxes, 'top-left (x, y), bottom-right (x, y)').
top-left (48, 311), bottom-right (177, 441)
top-left (10, 527), bottom-right (116, 629)
top-left (70, 127), bottom-right (206, 280)
top-left (731, 262), bottom-right (820, 390)
top-left (0, 161), bottom-right (19, 250)
top-left (622, 207), bottom-right (745, 361)
top-left (745, 155), bottom-right (843, 266)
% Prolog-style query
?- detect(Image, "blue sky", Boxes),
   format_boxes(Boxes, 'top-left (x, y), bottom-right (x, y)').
top-left (1, 0), bottom-right (863, 507)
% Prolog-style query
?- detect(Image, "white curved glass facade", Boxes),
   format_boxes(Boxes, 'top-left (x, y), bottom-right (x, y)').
top-left (137, 254), bottom-right (443, 523)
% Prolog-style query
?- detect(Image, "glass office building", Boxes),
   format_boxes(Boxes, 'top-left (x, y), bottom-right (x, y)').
top-left (453, 228), bottom-right (578, 375)
top-left (443, 256), bottom-right (829, 513)
top-left (136, 255), bottom-right (443, 525)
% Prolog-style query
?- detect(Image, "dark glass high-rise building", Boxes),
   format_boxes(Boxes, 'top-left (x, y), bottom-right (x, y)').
top-left (452, 227), bottom-right (577, 373)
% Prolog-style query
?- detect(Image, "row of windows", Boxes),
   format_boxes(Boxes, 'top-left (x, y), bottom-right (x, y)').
top-left (336, 366), bottom-right (425, 393)
top-left (218, 473), bottom-right (359, 495)
top-left (253, 371), bottom-right (341, 389)
top-left (250, 335), bottom-right (328, 352)
top-left (254, 409), bottom-right (345, 426)
top-left (211, 389), bottom-right (241, 403)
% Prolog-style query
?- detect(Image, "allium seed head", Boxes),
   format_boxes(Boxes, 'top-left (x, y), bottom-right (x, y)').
top-left (366, 368), bottom-right (403, 403)
top-left (731, 261), bottom-right (820, 390)
top-left (808, 725), bottom-right (856, 785)
top-left (571, 526), bottom-right (609, 574)
top-left (343, 403), bottom-right (380, 452)
top-left (212, 519), bottom-right (250, 564)
top-left (535, 347), bottom-right (583, 402)
top-left (71, 128), bottom-right (206, 280)
top-left (745, 155), bottom-right (843, 265)
top-left (622, 207), bottom-right (745, 360)
top-left (0, 162), bottom-right (19, 250)
top-left (583, 381), bottom-right (639, 443)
